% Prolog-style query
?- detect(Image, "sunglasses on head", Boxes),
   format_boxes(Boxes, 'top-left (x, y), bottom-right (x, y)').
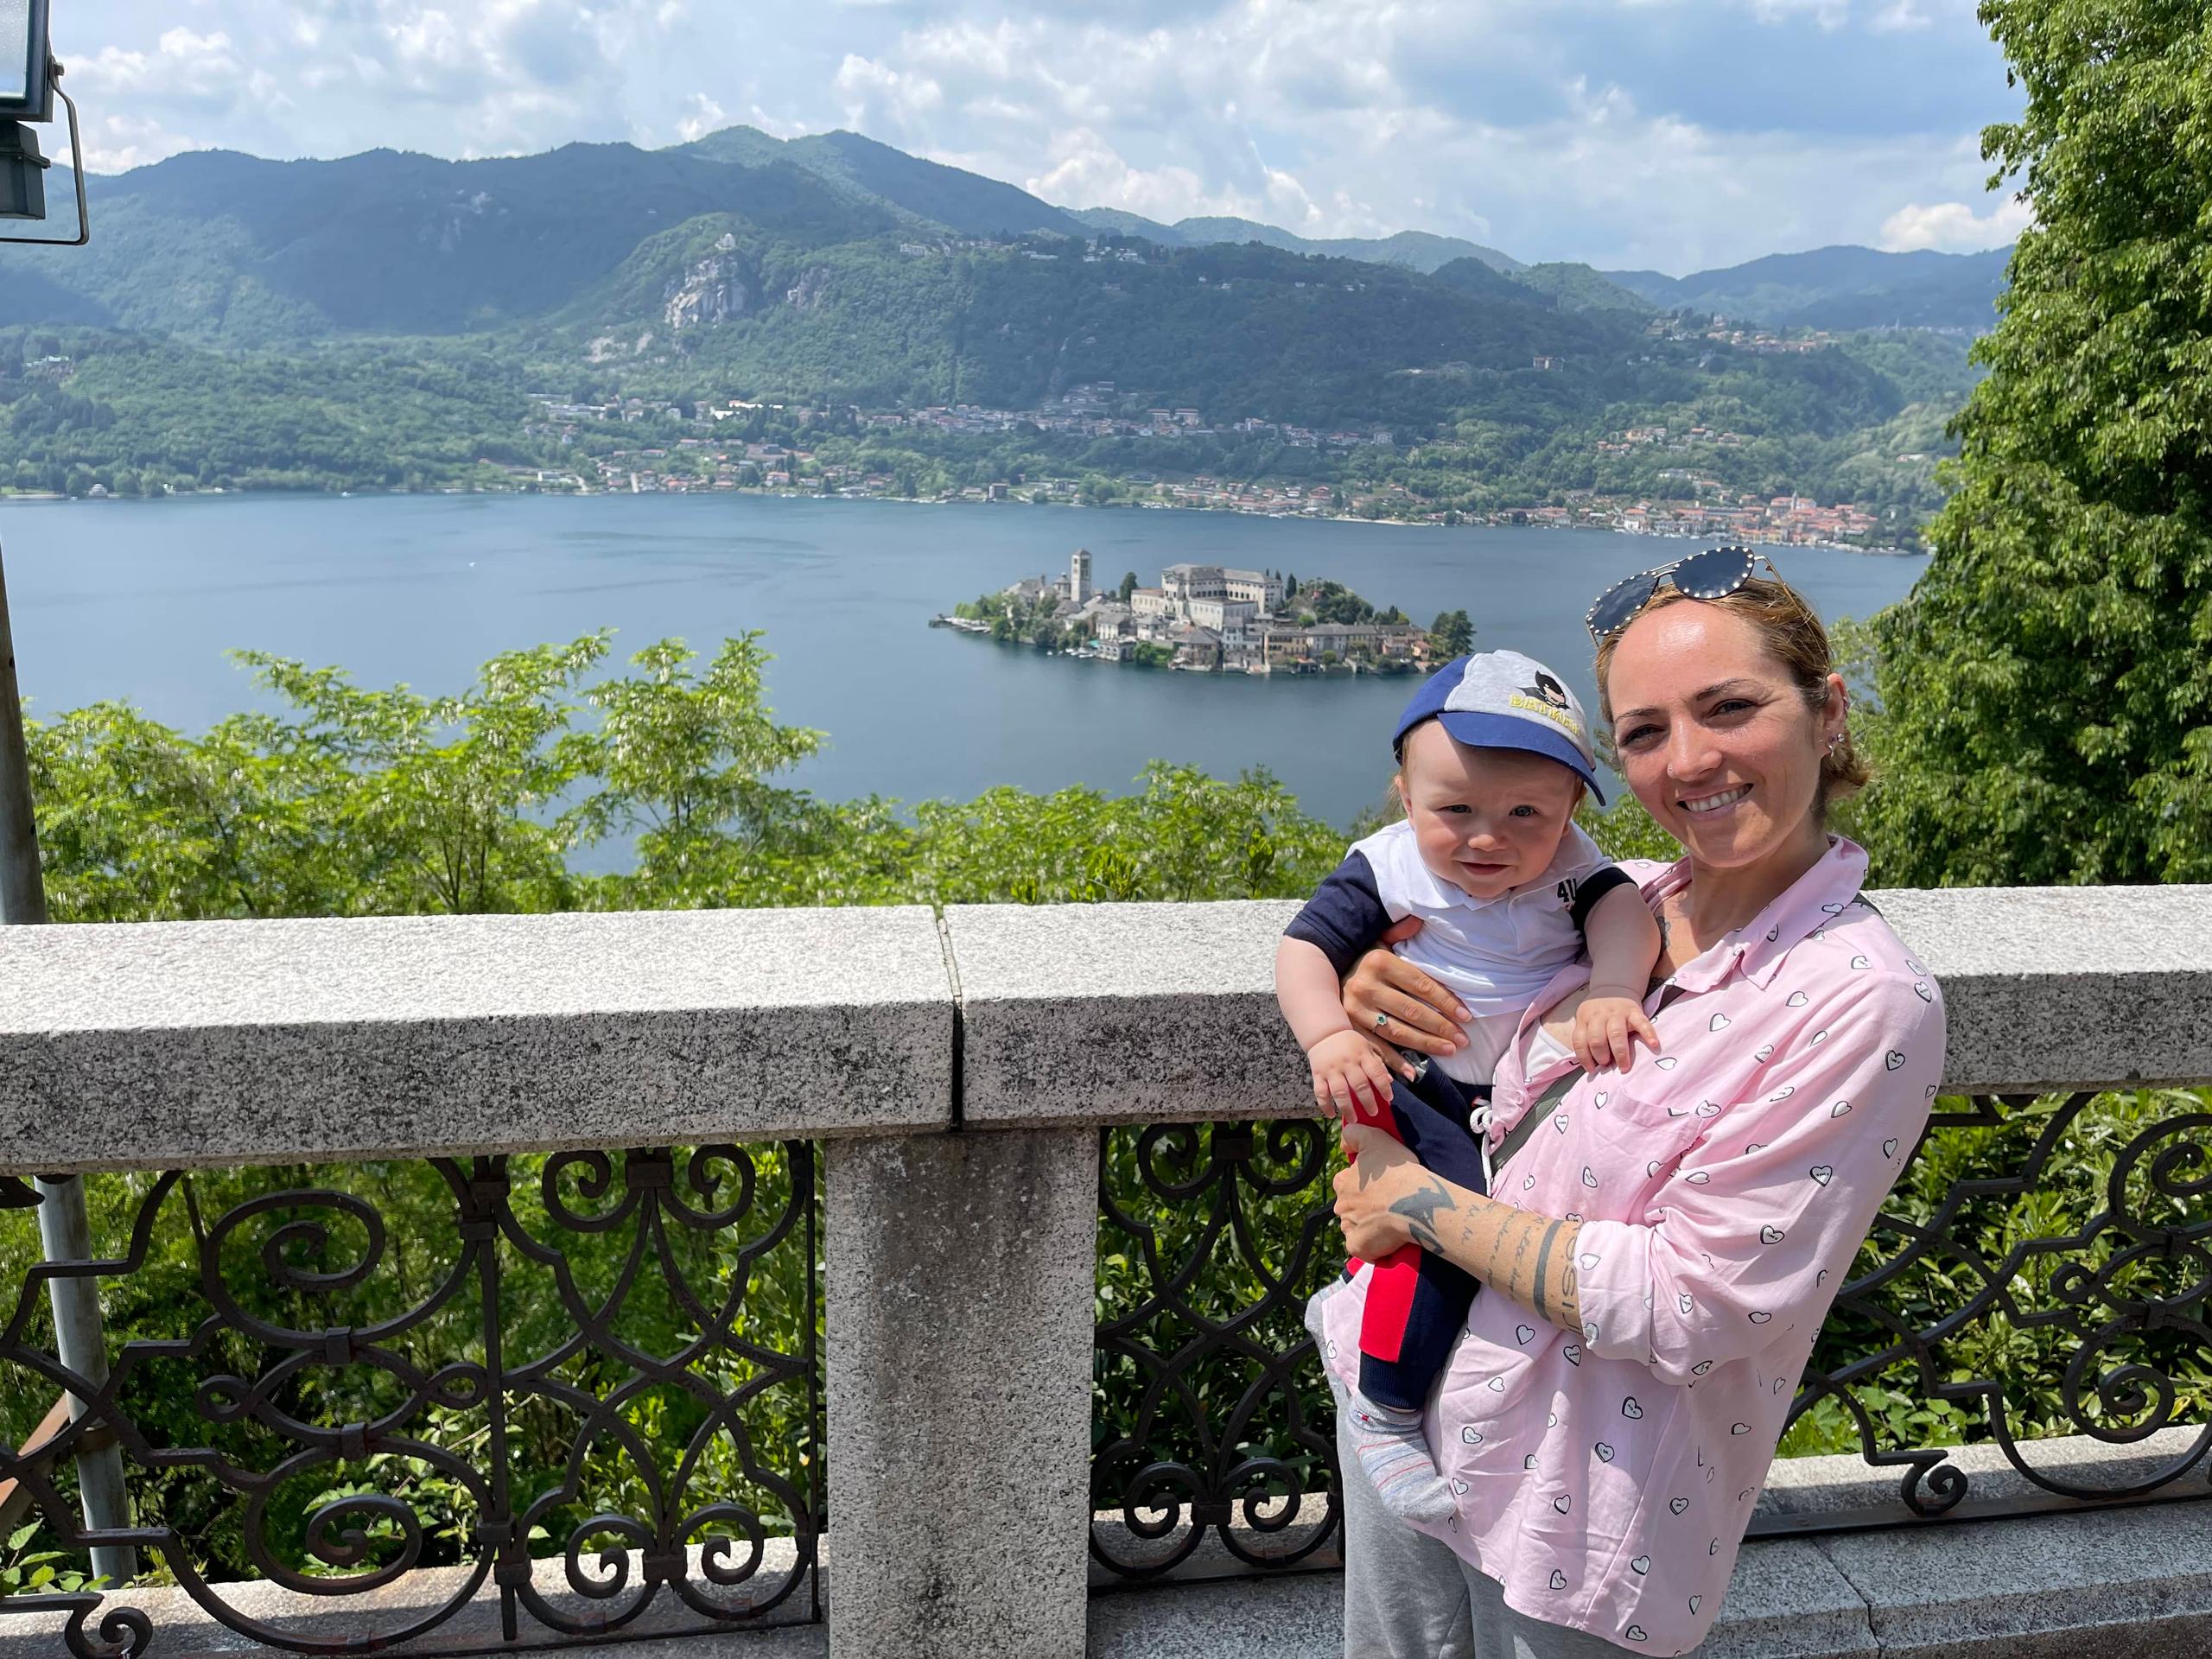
top-left (1584, 545), bottom-right (1777, 643)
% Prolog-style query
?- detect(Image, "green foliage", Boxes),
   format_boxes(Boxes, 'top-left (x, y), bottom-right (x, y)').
top-left (1578, 791), bottom-right (1684, 864)
top-left (1427, 609), bottom-right (1476, 660)
top-left (1854, 0), bottom-right (2212, 884)
top-left (1510, 263), bottom-right (1656, 316)
top-left (566, 634), bottom-right (825, 906)
top-left (2, 1522), bottom-right (100, 1599)
top-left (1296, 581), bottom-right (1375, 626)
top-left (24, 634), bottom-right (1349, 920)
top-left (0, 328), bottom-right (541, 494)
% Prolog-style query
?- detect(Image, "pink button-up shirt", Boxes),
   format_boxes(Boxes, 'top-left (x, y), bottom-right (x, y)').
top-left (1319, 836), bottom-right (1945, 1656)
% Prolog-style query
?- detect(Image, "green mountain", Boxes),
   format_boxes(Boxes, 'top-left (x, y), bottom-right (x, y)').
top-left (1067, 207), bottom-right (1522, 274)
top-left (562, 215), bottom-right (1606, 420)
top-left (1604, 245), bottom-right (2012, 333)
top-left (1510, 263), bottom-right (1656, 316)
top-left (672, 127), bottom-right (1089, 238)
top-left (0, 129), bottom-right (1984, 523)
top-left (2, 143), bottom-right (894, 344)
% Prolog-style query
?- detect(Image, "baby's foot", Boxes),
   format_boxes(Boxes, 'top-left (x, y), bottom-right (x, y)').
top-left (1348, 1395), bottom-right (1457, 1528)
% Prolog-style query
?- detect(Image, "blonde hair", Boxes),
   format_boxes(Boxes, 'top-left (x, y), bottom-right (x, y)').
top-left (1592, 575), bottom-right (1870, 817)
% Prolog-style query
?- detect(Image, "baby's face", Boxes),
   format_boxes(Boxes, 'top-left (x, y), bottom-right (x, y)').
top-left (1396, 722), bottom-right (1584, 900)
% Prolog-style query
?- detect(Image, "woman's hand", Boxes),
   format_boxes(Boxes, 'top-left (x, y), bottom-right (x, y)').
top-left (1333, 1124), bottom-right (1421, 1259)
top-left (1340, 917), bottom-right (1470, 1078)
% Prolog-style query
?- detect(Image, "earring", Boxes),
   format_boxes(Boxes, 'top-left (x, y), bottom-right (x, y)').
top-left (1827, 731), bottom-right (1847, 753)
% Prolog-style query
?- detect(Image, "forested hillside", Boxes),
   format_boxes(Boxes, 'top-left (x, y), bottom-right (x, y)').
top-left (0, 127), bottom-right (1990, 519)
top-left (1604, 245), bottom-right (2012, 334)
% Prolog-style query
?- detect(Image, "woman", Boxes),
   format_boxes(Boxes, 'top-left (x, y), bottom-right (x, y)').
top-left (1311, 555), bottom-right (1945, 1657)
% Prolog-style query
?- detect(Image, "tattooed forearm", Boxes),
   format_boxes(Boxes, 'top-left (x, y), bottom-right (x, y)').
top-left (1387, 1174), bottom-right (1459, 1256)
top-left (1535, 1224), bottom-right (1583, 1330)
top-left (1554, 1255), bottom-right (1580, 1326)
top-left (1363, 1160), bottom-right (1585, 1332)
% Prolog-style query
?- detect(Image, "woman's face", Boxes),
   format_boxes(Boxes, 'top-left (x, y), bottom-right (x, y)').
top-left (1605, 601), bottom-right (1844, 871)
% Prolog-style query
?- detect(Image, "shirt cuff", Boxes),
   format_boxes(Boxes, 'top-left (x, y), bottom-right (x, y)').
top-left (1568, 1217), bottom-right (1653, 1363)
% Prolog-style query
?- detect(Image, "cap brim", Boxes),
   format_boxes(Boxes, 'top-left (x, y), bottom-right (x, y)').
top-left (1433, 710), bottom-right (1606, 806)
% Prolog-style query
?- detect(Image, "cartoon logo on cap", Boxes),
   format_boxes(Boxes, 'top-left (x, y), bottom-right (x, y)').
top-left (1526, 672), bottom-right (1572, 710)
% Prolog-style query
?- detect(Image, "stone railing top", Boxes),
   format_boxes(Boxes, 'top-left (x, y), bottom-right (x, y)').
top-left (3, 885), bottom-right (2209, 1170)
top-left (0, 908), bottom-right (955, 1172)
top-left (944, 886), bottom-right (2212, 1127)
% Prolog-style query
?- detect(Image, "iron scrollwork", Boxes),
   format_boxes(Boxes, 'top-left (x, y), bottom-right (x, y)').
top-left (1770, 1089), bottom-right (2212, 1528)
top-left (0, 1142), bottom-right (821, 1653)
top-left (1092, 1120), bottom-right (1342, 1579)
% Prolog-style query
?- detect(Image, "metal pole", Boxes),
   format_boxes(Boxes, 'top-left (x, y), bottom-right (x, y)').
top-left (0, 537), bottom-right (137, 1584)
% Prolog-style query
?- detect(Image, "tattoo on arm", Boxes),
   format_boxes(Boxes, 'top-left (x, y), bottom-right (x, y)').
top-left (1541, 1224), bottom-right (1584, 1329)
top-left (1387, 1174), bottom-right (1459, 1256)
top-left (1533, 1218), bottom-right (1560, 1315)
top-left (1377, 1175), bottom-right (1586, 1333)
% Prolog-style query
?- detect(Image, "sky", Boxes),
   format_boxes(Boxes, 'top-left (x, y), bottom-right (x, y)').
top-left (49, 0), bottom-right (2030, 275)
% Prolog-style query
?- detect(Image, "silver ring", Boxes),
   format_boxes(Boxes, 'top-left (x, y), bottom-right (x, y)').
top-left (1373, 1011), bottom-right (1390, 1032)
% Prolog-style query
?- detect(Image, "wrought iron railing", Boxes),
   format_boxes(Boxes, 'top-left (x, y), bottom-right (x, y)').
top-left (1092, 1121), bottom-right (1340, 1579)
top-left (1087, 1085), bottom-right (2212, 1580)
top-left (0, 1143), bottom-right (822, 1656)
top-left (6, 889), bottom-right (2211, 1654)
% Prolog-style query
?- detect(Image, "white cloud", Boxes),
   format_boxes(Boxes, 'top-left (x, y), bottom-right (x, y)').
top-left (676, 92), bottom-right (727, 143)
top-left (1879, 194), bottom-right (2031, 251)
top-left (1015, 124), bottom-right (1334, 227)
top-left (67, 0), bottom-right (690, 164)
top-left (1868, 0), bottom-right (1933, 32)
top-left (73, 28), bottom-right (277, 107)
top-left (73, 112), bottom-right (213, 174)
top-left (834, 52), bottom-right (945, 126)
top-left (1746, 0), bottom-right (1852, 29)
top-left (49, 0), bottom-right (2024, 267)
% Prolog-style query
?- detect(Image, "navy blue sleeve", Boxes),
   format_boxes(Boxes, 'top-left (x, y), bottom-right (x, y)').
top-left (1564, 863), bottom-right (1636, 934)
top-left (1284, 849), bottom-right (1391, 978)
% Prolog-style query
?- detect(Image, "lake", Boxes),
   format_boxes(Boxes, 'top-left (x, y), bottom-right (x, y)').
top-left (0, 493), bottom-right (1926, 832)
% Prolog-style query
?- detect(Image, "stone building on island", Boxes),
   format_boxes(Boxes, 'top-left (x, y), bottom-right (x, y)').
top-left (1001, 553), bottom-right (1424, 673)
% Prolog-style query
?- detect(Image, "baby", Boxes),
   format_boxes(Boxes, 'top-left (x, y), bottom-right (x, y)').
top-left (1276, 649), bottom-right (1661, 1526)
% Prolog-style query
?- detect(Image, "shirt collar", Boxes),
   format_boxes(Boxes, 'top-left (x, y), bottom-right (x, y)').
top-left (1648, 836), bottom-right (1870, 995)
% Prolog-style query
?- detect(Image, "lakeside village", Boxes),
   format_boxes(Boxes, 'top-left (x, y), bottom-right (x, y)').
top-left (932, 550), bottom-right (1463, 676)
top-left (514, 372), bottom-right (1907, 554)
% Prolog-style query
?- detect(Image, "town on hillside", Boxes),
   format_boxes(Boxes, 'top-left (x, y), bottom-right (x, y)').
top-left (935, 550), bottom-right (1445, 675)
top-left (514, 384), bottom-right (1915, 552)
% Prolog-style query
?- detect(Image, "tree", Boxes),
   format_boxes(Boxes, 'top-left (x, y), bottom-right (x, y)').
top-left (567, 634), bottom-right (825, 906)
top-left (1117, 570), bottom-right (1138, 603)
top-left (1855, 0), bottom-right (2212, 885)
top-left (1428, 609), bottom-right (1475, 659)
top-left (233, 636), bottom-right (607, 913)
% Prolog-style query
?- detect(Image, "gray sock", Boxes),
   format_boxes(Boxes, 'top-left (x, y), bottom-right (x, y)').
top-left (1345, 1395), bottom-right (1458, 1529)
top-left (1306, 1281), bottom-right (1456, 1529)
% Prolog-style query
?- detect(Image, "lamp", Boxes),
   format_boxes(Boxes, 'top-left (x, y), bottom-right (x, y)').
top-left (1, 0), bottom-right (86, 243)
top-left (2, 0), bottom-right (55, 123)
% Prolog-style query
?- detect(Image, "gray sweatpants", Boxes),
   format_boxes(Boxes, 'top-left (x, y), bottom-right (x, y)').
top-left (1338, 1416), bottom-right (1639, 1659)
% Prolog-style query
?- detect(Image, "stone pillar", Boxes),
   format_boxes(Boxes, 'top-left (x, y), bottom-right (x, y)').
top-left (824, 1128), bottom-right (1098, 1659)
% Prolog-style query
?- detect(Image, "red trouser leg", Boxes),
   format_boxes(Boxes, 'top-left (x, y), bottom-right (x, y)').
top-left (1345, 1083), bottom-right (1419, 1365)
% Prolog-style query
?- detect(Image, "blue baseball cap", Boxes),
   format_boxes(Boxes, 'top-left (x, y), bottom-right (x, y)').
top-left (1393, 650), bottom-right (1605, 804)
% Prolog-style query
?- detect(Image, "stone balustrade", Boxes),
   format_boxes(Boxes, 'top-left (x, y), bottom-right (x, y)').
top-left (1, 886), bottom-right (2209, 1658)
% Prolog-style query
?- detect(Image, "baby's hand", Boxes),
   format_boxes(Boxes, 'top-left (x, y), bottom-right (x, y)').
top-left (1307, 1029), bottom-right (1398, 1125)
top-left (1572, 993), bottom-right (1661, 1074)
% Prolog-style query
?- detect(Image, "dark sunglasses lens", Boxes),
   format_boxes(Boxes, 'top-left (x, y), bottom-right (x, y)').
top-left (1587, 572), bottom-right (1658, 638)
top-left (1675, 545), bottom-right (1757, 599)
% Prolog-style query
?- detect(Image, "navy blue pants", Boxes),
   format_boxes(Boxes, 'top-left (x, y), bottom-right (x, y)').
top-left (1351, 1063), bottom-right (1491, 1413)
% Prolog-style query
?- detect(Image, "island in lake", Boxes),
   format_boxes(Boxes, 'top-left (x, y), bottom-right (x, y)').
top-left (936, 550), bottom-right (1471, 675)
